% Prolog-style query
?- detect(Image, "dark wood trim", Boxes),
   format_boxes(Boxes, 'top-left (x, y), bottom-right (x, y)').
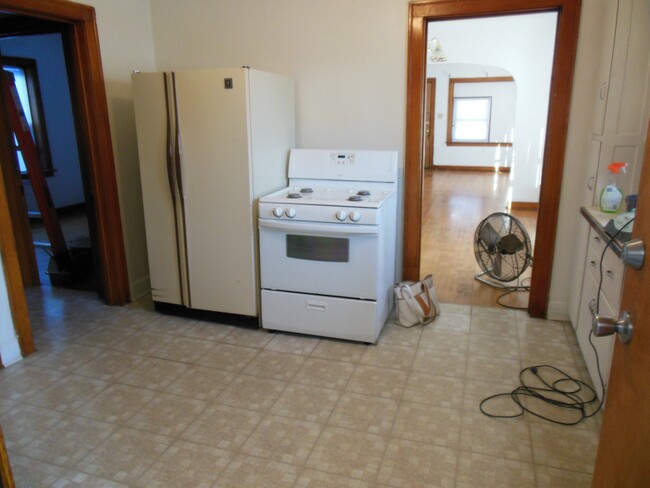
top-left (404, 0), bottom-right (582, 318)
top-left (0, 0), bottom-right (131, 357)
top-left (424, 78), bottom-right (436, 168)
top-left (446, 76), bottom-right (515, 145)
top-left (432, 165), bottom-right (511, 173)
top-left (510, 201), bottom-right (539, 210)
top-left (0, 424), bottom-right (15, 488)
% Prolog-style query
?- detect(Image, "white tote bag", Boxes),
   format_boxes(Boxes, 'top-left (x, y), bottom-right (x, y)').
top-left (393, 274), bottom-right (441, 327)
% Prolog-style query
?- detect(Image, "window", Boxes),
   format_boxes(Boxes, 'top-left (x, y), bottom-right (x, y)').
top-left (446, 77), bottom-right (515, 147)
top-left (452, 97), bottom-right (491, 142)
top-left (2, 56), bottom-right (53, 176)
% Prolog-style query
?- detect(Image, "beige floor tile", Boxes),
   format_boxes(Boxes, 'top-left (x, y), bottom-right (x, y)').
top-left (110, 329), bottom-right (173, 356)
top-left (516, 316), bottom-right (571, 343)
top-left (116, 356), bottom-right (188, 391)
top-left (310, 339), bottom-right (367, 363)
top-left (428, 309), bottom-right (471, 333)
top-left (460, 411), bottom-right (533, 462)
top-left (465, 355), bottom-right (521, 384)
top-left (152, 336), bottom-right (215, 363)
top-left (194, 342), bottom-right (259, 372)
top-left (217, 375), bottom-right (285, 412)
top-left (328, 392), bottom-right (398, 435)
top-left (306, 426), bottom-right (387, 482)
top-left (0, 403), bottom-right (65, 449)
top-left (180, 321), bottom-right (235, 342)
top-left (294, 468), bottom-right (373, 487)
top-left (29, 343), bottom-right (102, 373)
top-left (535, 465), bottom-right (593, 487)
top-left (519, 340), bottom-right (577, 368)
top-left (74, 350), bottom-right (144, 382)
top-left (359, 343), bottom-right (416, 371)
top-left (181, 403), bottom-right (262, 450)
top-left (143, 313), bottom-right (195, 335)
top-left (455, 451), bottom-right (536, 487)
top-left (76, 383), bottom-right (156, 424)
top-left (377, 437), bottom-right (457, 488)
top-left (20, 416), bottom-right (116, 468)
top-left (265, 332), bottom-right (321, 355)
top-left (72, 324), bottom-right (136, 349)
top-left (345, 365), bottom-right (408, 400)
top-left (243, 350), bottom-right (306, 381)
top-left (216, 454), bottom-right (300, 487)
top-left (530, 421), bottom-right (599, 473)
top-left (76, 427), bottom-right (172, 485)
top-left (392, 401), bottom-right (461, 447)
top-left (125, 392), bottom-right (207, 436)
top-left (0, 398), bottom-right (17, 416)
top-left (241, 414), bottom-right (322, 465)
top-left (411, 349), bottom-right (467, 377)
top-left (165, 365), bottom-right (235, 401)
top-left (377, 322), bottom-right (422, 348)
top-left (0, 365), bottom-right (64, 402)
top-left (470, 307), bottom-right (518, 337)
top-left (462, 380), bottom-right (522, 415)
top-left (469, 334), bottom-right (520, 360)
top-left (26, 374), bottom-right (108, 413)
top-left (403, 371), bottom-right (464, 409)
top-left (270, 383), bottom-right (340, 423)
top-left (135, 439), bottom-right (233, 488)
top-left (221, 326), bottom-right (275, 348)
top-left (418, 328), bottom-right (469, 353)
top-left (293, 357), bottom-right (356, 390)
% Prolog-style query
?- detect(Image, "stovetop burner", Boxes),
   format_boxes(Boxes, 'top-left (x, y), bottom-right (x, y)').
top-left (348, 195), bottom-right (363, 202)
top-left (287, 192), bottom-right (302, 199)
top-left (357, 190), bottom-right (371, 196)
top-left (300, 188), bottom-right (313, 193)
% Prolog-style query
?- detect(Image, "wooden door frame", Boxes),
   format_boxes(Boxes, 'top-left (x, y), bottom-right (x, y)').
top-left (0, 0), bottom-right (130, 357)
top-left (404, 0), bottom-right (581, 317)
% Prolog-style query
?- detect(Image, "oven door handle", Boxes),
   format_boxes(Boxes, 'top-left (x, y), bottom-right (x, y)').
top-left (258, 219), bottom-right (378, 236)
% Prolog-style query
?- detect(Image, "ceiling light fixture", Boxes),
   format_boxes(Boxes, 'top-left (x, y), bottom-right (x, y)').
top-left (428, 38), bottom-right (447, 63)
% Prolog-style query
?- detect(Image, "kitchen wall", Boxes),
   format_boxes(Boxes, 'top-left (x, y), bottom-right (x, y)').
top-left (0, 33), bottom-right (85, 212)
top-left (0, 0), bottom-right (612, 339)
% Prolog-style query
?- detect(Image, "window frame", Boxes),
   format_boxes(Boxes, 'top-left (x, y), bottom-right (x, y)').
top-left (451, 96), bottom-right (492, 143)
top-left (2, 55), bottom-right (54, 177)
top-left (446, 76), bottom-right (514, 147)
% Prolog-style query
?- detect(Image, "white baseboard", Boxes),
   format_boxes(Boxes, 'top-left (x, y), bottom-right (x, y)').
top-left (129, 275), bottom-right (151, 302)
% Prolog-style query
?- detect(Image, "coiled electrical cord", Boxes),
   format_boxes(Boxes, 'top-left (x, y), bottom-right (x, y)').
top-left (481, 217), bottom-right (635, 425)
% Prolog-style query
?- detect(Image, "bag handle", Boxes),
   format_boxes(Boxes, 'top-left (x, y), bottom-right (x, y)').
top-left (399, 281), bottom-right (436, 324)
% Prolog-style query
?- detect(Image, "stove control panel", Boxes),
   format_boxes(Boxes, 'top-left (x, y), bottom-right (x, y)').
top-left (260, 202), bottom-right (382, 225)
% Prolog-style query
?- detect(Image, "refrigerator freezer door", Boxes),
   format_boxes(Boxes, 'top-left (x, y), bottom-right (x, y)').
top-left (132, 72), bottom-right (184, 305)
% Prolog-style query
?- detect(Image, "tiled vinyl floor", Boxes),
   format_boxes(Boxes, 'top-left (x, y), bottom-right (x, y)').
top-left (0, 286), bottom-right (601, 487)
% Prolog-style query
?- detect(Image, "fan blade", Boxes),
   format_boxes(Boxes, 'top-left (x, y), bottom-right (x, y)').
top-left (498, 233), bottom-right (524, 255)
top-left (493, 251), bottom-right (502, 277)
top-left (479, 222), bottom-right (500, 253)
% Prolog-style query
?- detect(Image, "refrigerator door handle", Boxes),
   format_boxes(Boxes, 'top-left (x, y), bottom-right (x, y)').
top-left (163, 74), bottom-right (176, 204)
top-left (171, 72), bottom-right (185, 203)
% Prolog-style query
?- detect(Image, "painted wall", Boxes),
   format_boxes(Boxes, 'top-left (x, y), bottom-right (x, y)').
top-left (0, 0), bottom-right (618, 347)
top-left (427, 13), bottom-right (557, 204)
top-left (0, 33), bottom-right (85, 211)
top-left (428, 63), bottom-right (516, 168)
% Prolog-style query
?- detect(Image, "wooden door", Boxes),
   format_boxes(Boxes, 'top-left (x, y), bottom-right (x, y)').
top-left (424, 78), bottom-right (435, 169)
top-left (592, 119), bottom-right (650, 485)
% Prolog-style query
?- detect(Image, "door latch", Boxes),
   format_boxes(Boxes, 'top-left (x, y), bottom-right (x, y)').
top-left (622, 238), bottom-right (644, 270)
top-left (592, 309), bottom-right (634, 343)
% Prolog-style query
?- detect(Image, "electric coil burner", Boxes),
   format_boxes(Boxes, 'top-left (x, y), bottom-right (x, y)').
top-left (258, 149), bottom-right (398, 343)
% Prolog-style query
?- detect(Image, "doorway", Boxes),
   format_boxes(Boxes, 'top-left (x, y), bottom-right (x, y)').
top-left (0, 1), bottom-right (130, 358)
top-left (403, 0), bottom-right (581, 318)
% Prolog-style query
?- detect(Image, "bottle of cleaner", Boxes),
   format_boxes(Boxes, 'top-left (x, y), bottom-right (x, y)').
top-left (600, 162), bottom-right (627, 213)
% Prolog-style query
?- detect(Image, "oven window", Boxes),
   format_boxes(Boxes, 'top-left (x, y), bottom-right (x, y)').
top-left (286, 235), bottom-right (349, 262)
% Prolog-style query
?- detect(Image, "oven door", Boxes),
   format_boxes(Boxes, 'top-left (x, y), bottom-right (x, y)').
top-left (259, 219), bottom-right (379, 300)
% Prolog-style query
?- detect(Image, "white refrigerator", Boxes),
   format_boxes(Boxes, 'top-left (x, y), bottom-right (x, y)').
top-left (131, 68), bottom-right (294, 320)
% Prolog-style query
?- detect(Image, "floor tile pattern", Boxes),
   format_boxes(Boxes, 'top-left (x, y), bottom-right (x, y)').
top-left (0, 287), bottom-right (601, 486)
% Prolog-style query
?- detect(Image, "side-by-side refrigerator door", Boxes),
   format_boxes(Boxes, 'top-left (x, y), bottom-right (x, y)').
top-left (173, 69), bottom-right (258, 316)
top-left (132, 72), bottom-right (188, 306)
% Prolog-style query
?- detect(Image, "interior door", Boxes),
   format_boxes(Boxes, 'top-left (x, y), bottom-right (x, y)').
top-left (424, 78), bottom-right (435, 169)
top-left (592, 119), bottom-right (650, 485)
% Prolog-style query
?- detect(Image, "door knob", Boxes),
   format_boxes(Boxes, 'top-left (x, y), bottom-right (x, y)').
top-left (592, 310), bottom-right (633, 343)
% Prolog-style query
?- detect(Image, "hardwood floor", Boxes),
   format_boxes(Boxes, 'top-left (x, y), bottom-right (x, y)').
top-left (419, 169), bottom-right (537, 309)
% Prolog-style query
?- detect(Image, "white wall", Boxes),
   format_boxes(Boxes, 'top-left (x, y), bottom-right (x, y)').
top-left (75, 0), bottom-right (158, 299)
top-left (428, 13), bottom-right (557, 204)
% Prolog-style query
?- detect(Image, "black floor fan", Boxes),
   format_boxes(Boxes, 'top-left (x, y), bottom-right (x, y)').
top-left (473, 212), bottom-right (533, 303)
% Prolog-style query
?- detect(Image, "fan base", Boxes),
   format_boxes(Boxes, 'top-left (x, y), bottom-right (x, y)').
top-left (474, 271), bottom-right (530, 290)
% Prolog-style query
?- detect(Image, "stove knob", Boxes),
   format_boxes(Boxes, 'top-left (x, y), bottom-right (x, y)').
top-left (272, 207), bottom-right (284, 218)
top-left (285, 208), bottom-right (296, 218)
top-left (349, 211), bottom-right (361, 222)
top-left (336, 210), bottom-right (348, 221)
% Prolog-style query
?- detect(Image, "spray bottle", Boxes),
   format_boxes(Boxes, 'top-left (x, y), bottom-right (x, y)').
top-left (599, 162), bottom-right (627, 213)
